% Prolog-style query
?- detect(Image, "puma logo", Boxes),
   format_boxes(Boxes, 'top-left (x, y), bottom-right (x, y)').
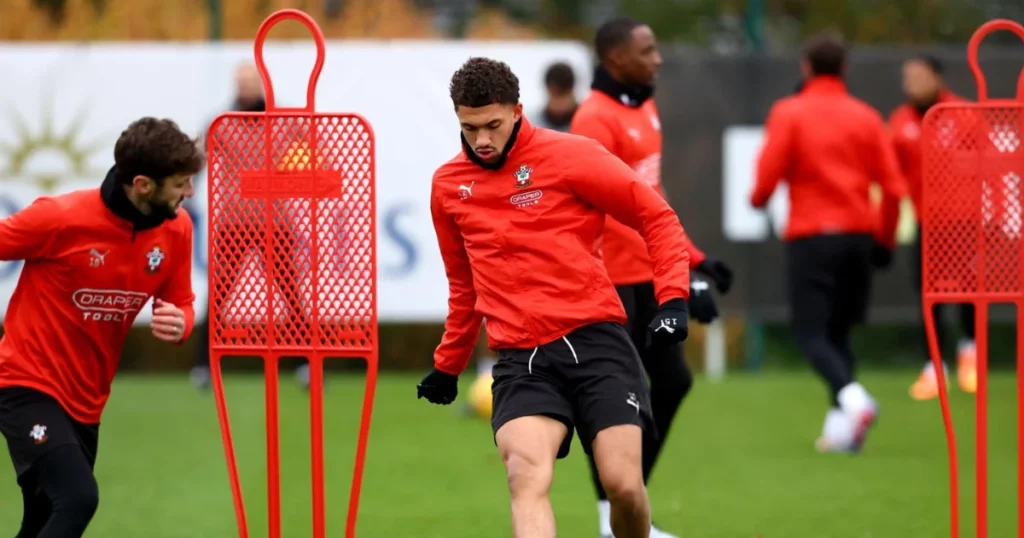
top-left (655, 319), bottom-right (676, 333)
top-left (458, 181), bottom-right (474, 200)
top-left (626, 392), bottom-right (640, 414)
top-left (89, 249), bottom-right (109, 268)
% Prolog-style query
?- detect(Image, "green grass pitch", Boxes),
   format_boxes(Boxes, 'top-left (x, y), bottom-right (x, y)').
top-left (0, 370), bottom-right (1017, 537)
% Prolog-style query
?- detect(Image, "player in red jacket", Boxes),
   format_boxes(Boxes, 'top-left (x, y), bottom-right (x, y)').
top-left (0, 117), bottom-right (201, 537)
top-left (570, 17), bottom-right (733, 538)
top-left (883, 55), bottom-right (975, 400)
top-left (751, 34), bottom-right (907, 454)
top-left (417, 57), bottom-right (696, 538)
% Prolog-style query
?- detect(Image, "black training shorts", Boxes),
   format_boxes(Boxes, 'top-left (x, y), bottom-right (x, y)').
top-left (490, 322), bottom-right (654, 459)
top-left (0, 386), bottom-right (100, 477)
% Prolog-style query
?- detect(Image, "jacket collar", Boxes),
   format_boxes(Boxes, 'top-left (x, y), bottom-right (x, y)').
top-left (100, 165), bottom-right (171, 232)
top-left (591, 65), bottom-right (654, 108)
top-left (233, 96), bottom-right (266, 112)
top-left (911, 88), bottom-right (958, 117)
top-left (802, 75), bottom-right (848, 94)
top-left (540, 105), bottom-right (577, 132)
top-left (461, 115), bottom-right (536, 171)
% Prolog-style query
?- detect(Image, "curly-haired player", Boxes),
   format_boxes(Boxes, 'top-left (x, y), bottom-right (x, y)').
top-left (417, 57), bottom-right (701, 538)
top-left (0, 117), bottom-right (201, 537)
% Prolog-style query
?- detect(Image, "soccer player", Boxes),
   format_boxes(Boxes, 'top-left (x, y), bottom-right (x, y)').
top-left (751, 33), bottom-right (907, 453)
top-left (883, 55), bottom-right (975, 400)
top-left (532, 61), bottom-right (579, 132)
top-left (0, 117), bottom-right (200, 537)
top-left (417, 57), bottom-right (697, 538)
top-left (570, 16), bottom-right (733, 538)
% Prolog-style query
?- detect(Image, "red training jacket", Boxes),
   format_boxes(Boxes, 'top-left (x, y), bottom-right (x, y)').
top-left (0, 189), bottom-right (195, 424)
top-left (752, 76), bottom-right (908, 248)
top-left (570, 89), bottom-right (706, 286)
top-left (885, 89), bottom-right (962, 217)
top-left (430, 117), bottom-right (692, 375)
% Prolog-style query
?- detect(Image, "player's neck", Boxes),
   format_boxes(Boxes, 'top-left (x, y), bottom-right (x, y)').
top-left (592, 65), bottom-right (653, 108)
top-left (100, 165), bottom-right (172, 232)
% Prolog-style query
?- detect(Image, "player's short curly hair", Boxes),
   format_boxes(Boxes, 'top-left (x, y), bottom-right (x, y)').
top-left (114, 117), bottom-right (203, 185)
top-left (449, 57), bottom-right (520, 108)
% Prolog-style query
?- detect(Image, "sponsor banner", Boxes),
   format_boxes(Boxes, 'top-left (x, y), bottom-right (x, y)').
top-left (0, 41), bottom-right (593, 323)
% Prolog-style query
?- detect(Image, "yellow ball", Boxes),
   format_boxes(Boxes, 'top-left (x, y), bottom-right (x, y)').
top-left (278, 141), bottom-right (323, 171)
top-left (468, 372), bottom-right (494, 419)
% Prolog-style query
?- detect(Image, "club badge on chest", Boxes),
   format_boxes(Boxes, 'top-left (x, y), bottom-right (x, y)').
top-left (145, 246), bottom-right (165, 274)
top-left (513, 164), bottom-right (533, 189)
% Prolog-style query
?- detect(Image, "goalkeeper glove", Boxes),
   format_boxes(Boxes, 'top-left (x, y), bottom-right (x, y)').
top-left (417, 369), bottom-right (459, 405)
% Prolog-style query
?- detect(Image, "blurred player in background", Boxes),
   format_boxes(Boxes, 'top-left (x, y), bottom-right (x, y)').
top-left (533, 61), bottom-right (579, 132)
top-left (189, 60), bottom-right (313, 392)
top-left (883, 55), bottom-right (975, 400)
top-left (417, 57), bottom-right (697, 538)
top-left (751, 33), bottom-right (906, 453)
top-left (570, 16), bottom-right (733, 538)
top-left (0, 117), bottom-right (200, 537)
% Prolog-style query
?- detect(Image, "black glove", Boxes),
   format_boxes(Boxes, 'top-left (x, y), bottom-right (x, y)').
top-left (417, 369), bottom-right (459, 405)
top-left (697, 259), bottom-right (734, 294)
top-left (646, 298), bottom-right (690, 349)
top-left (870, 242), bottom-right (893, 269)
top-left (688, 278), bottom-right (719, 324)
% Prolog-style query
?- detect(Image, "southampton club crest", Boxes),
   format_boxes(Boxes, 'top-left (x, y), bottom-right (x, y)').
top-left (29, 424), bottom-right (47, 444)
top-left (513, 164), bottom-right (533, 189)
top-left (145, 246), bottom-right (166, 274)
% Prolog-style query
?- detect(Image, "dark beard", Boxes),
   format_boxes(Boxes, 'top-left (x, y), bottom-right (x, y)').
top-left (912, 94), bottom-right (940, 117)
top-left (148, 197), bottom-right (180, 220)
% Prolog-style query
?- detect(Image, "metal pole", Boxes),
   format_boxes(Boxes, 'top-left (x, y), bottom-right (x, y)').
top-left (743, 0), bottom-right (766, 370)
top-left (208, 0), bottom-right (223, 41)
top-left (744, 0), bottom-right (765, 51)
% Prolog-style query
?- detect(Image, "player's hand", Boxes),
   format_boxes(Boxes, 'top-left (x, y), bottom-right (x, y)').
top-left (151, 299), bottom-right (186, 343)
top-left (697, 258), bottom-right (734, 294)
top-left (688, 278), bottom-right (719, 324)
top-left (417, 369), bottom-right (459, 405)
top-left (646, 298), bottom-right (689, 349)
top-left (870, 242), bottom-right (893, 270)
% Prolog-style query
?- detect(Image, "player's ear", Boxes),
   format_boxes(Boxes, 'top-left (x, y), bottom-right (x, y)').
top-left (513, 102), bottom-right (523, 121)
top-left (132, 175), bottom-right (156, 194)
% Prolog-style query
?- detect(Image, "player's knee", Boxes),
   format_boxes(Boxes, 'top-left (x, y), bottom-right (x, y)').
top-left (52, 476), bottom-right (99, 528)
top-left (501, 449), bottom-right (553, 499)
top-left (37, 447), bottom-right (100, 531)
top-left (599, 467), bottom-right (646, 508)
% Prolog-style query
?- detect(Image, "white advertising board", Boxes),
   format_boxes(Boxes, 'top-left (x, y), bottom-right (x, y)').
top-left (0, 40), bottom-right (593, 323)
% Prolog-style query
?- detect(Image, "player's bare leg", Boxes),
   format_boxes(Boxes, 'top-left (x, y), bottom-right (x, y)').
top-left (495, 415), bottom-right (567, 538)
top-left (591, 424), bottom-right (650, 538)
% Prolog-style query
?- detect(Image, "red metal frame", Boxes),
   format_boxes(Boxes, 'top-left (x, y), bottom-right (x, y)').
top-left (922, 18), bottom-right (1024, 538)
top-left (205, 9), bottom-right (379, 538)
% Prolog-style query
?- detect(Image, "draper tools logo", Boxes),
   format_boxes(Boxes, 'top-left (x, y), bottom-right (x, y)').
top-left (73, 289), bottom-right (148, 323)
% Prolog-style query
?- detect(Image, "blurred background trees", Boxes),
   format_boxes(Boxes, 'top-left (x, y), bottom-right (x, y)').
top-left (4, 0), bottom-right (1024, 44)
